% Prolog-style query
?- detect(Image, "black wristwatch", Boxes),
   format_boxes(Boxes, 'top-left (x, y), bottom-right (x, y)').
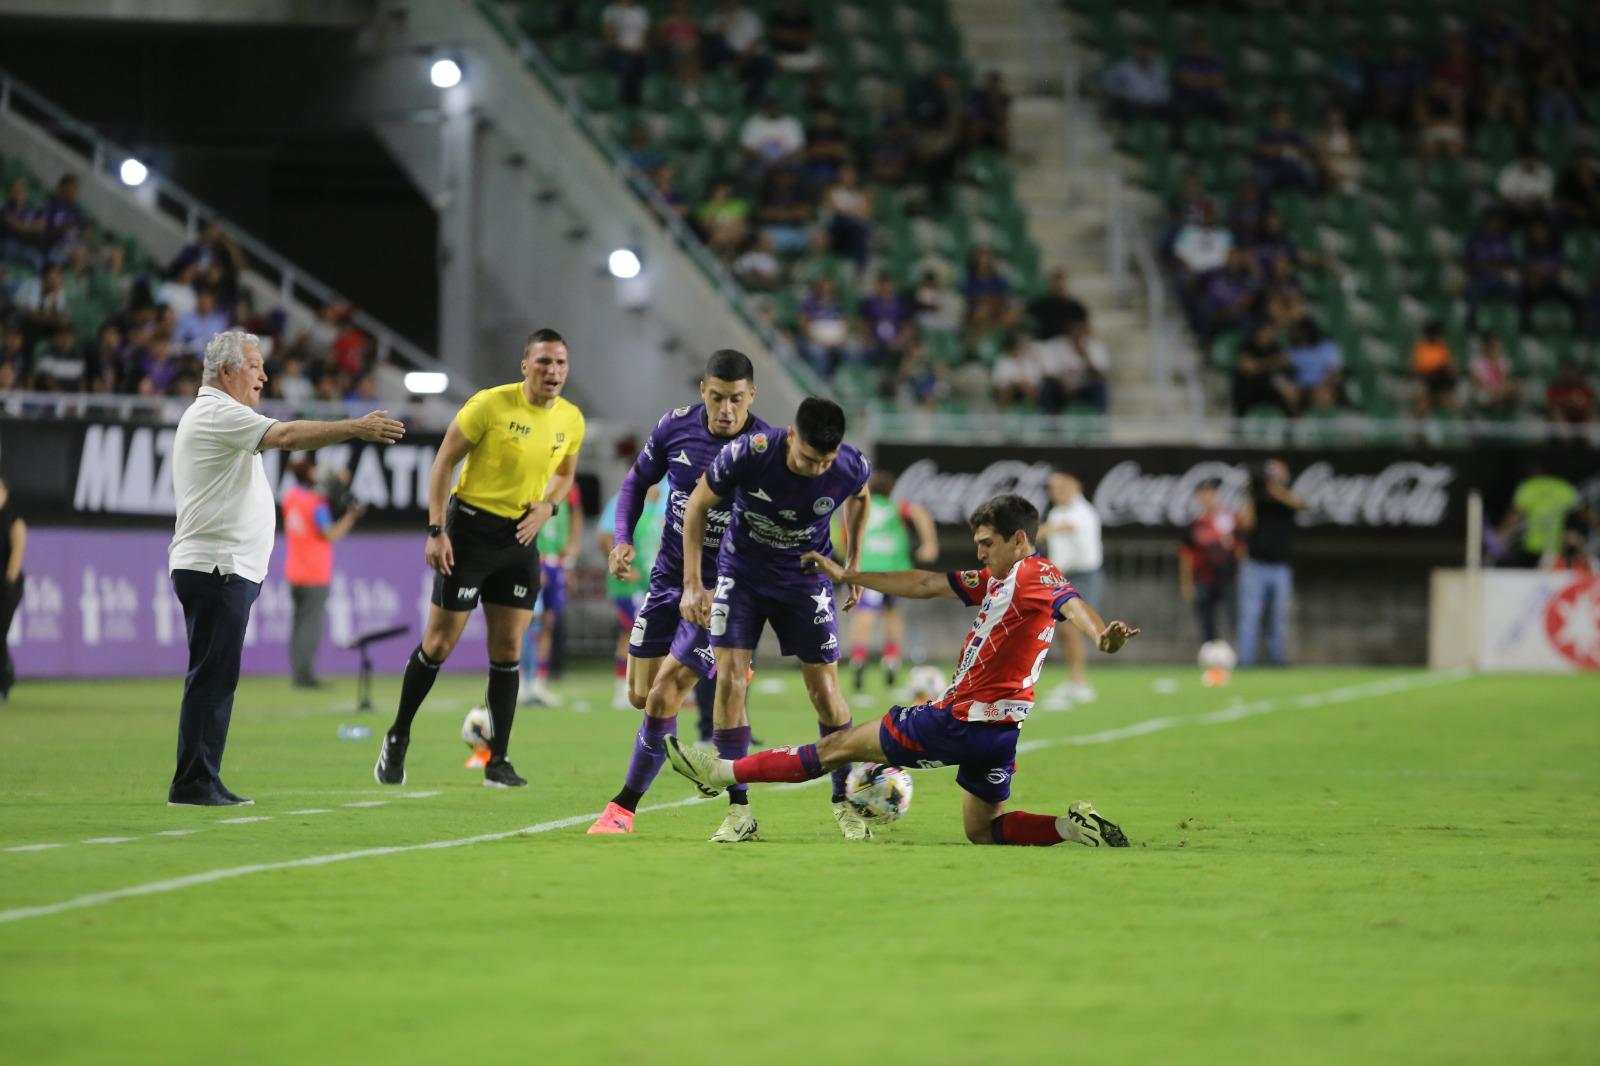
top-left (426, 524), bottom-right (444, 537)
top-left (538, 501), bottom-right (560, 517)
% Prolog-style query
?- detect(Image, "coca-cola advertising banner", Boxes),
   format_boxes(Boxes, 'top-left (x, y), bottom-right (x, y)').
top-left (7, 528), bottom-right (489, 678)
top-left (876, 443), bottom-right (1583, 541)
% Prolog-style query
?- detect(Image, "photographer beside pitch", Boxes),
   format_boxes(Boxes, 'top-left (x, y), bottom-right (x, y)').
top-left (668, 493), bottom-right (1139, 847)
top-left (168, 331), bottom-right (403, 807)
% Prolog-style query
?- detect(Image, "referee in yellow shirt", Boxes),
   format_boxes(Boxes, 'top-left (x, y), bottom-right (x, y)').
top-left (376, 328), bottom-right (585, 788)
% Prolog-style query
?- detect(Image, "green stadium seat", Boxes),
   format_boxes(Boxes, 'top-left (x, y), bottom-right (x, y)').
top-left (1529, 301), bottom-right (1575, 338)
top-left (1210, 329), bottom-right (1243, 372)
top-left (1475, 299), bottom-right (1521, 340)
top-left (701, 74), bottom-right (743, 114)
top-left (579, 73), bottom-right (621, 113)
top-left (1181, 118), bottom-right (1227, 156)
top-left (543, 37), bottom-right (588, 76)
top-left (1565, 229), bottom-right (1600, 277)
top-left (664, 107), bottom-right (707, 149)
top-left (1471, 123), bottom-right (1518, 168)
top-left (925, 329), bottom-right (962, 366)
top-left (1355, 121), bottom-right (1401, 160)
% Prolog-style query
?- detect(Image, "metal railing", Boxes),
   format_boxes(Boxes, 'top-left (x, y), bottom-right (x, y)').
top-left (471, 0), bottom-right (831, 400)
top-left (0, 67), bottom-right (466, 399)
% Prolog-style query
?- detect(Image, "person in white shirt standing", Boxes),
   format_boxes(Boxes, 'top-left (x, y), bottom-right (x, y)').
top-left (1040, 473), bottom-right (1104, 709)
top-left (167, 330), bottom-right (403, 807)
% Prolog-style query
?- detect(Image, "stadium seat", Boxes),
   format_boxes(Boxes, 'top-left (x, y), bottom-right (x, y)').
top-left (1529, 301), bottom-right (1575, 339)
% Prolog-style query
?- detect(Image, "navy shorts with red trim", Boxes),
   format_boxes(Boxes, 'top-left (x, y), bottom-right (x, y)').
top-left (877, 702), bottom-right (1020, 805)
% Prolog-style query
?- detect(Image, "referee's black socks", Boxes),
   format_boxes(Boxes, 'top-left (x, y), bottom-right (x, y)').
top-left (388, 644), bottom-right (442, 739)
top-left (485, 660), bottom-right (521, 759)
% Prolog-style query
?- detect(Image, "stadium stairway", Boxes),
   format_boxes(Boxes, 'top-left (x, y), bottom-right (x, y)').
top-left (947, 0), bottom-right (1196, 417)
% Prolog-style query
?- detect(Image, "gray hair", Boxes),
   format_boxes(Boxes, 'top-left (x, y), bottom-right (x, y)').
top-left (201, 330), bottom-right (262, 385)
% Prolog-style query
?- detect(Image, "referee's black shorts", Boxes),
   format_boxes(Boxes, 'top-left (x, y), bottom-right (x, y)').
top-left (432, 496), bottom-right (540, 612)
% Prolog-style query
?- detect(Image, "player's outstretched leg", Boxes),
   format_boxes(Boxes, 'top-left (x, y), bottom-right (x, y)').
top-left (589, 655), bottom-right (700, 834)
top-left (972, 799), bottom-right (1130, 848)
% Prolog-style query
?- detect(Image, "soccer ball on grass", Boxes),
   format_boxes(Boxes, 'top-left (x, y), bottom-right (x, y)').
top-left (845, 762), bottom-right (914, 824)
top-left (462, 706), bottom-right (493, 748)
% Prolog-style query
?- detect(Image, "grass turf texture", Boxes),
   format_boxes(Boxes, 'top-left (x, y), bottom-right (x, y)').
top-left (0, 664), bottom-right (1596, 1065)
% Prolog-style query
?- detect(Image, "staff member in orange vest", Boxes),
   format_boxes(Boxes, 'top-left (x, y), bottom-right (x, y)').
top-left (283, 455), bottom-right (365, 688)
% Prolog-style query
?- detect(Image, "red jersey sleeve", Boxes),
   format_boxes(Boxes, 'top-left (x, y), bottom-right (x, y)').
top-left (946, 568), bottom-right (990, 606)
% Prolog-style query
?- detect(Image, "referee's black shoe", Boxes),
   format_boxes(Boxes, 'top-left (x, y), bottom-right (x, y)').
top-left (375, 731), bottom-right (408, 786)
top-left (483, 757), bottom-right (527, 788)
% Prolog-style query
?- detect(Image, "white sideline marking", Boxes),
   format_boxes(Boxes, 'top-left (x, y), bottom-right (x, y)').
top-left (6, 843), bottom-right (65, 853)
top-left (0, 672), bottom-right (1471, 926)
top-left (81, 837), bottom-right (135, 845)
top-left (342, 801), bottom-right (388, 808)
top-left (284, 809), bottom-right (332, 816)
top-left (218, 817), bottom-right (272, 825)
top-left (153, 829), bottom-right (201, 837)
top-left (400, 791), bottom-right (440, 799)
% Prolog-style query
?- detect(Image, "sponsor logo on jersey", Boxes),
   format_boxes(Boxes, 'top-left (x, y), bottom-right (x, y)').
top-left (671, 450), bottom-right (692, 465)
top-left (749, 487), bottom-right (773, 502)
top-left (779, 509), bottom-right (797, 521)
top-left (750, 433), bottom-right (768, 453)
top-left (812, 591), bottom-right (834, 624)
top-left (673, 405), bottom-right (692, 417)
top-left (813, 497), bottom-right (836, 515)
top-left (961, 571), bottom-right (982, 588)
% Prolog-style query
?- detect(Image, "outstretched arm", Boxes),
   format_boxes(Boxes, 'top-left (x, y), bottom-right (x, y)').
top-left (1060, 595), bottom-right (1139, 653)
top-left (800, 552), bottom-right (959, 600)
top-left (260, 410), bottom-right (404, 452)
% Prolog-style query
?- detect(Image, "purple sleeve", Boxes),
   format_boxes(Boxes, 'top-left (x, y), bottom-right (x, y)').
top-left (615, 422), bottom-right (670, 547)
top-left (705, 436), bottom-right (750, 498)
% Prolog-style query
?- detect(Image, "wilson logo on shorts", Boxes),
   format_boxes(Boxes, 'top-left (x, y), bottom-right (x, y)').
top-left (514, 585), bottom-right (528, 598)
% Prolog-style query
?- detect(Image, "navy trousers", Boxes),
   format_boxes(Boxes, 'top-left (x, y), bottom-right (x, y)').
top-left (169, 568), bottom-right (261, 800)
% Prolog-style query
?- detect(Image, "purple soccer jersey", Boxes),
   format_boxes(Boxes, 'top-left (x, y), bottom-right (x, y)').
top-left (619, 403), bottom-right (767, 673)
top-left (704, 427), bottom-right (871, 661)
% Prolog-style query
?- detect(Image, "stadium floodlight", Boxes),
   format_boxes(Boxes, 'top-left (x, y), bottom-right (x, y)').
top-left (119, 158), bottom-right (148, 187)
top-left (607, 248), bottom-right (642, 280)
top-left (404, 371), bottom-right (449, 395)
top-left (430, 58), bottom-right (463, 89)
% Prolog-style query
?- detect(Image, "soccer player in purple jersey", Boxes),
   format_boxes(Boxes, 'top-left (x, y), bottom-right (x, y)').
top-left (678, 396), bottom-right (875, 842)
top-left (586, 349), bottom-right (769, 835)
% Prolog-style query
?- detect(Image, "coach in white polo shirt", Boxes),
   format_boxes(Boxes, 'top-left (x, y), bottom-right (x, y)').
top-left (168, 330), bottom-right (404, 807)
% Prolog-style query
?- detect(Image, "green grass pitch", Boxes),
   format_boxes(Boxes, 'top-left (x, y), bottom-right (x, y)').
top-left (0, 663), bottom-right (1596, 1065)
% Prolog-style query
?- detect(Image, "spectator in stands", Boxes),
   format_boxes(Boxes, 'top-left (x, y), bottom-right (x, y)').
top-left (992, 331), bottom-right (1041, 408)
top-left (1250, 211), bottom-right (1302, 278)
top-left (0, 357), bottom-right (17, 394)
top-left (868, 106), bottom-right (913, 186)
top-left (740, 95), bottom-right (806, 176)
top-left (649, 161), bottom-right (689, 220)
top-left (908, 69), bottom-right (963, 208)
top-left (1045, 319), bottom-right (1110, 414)
top-left (1232, 320), bottom-right (1298, 416)
top-left (1329, 35), bottom-right (1377, 120)
top-left (1533, 58), bottom-right (1581, 127)
top-left (706, 0), bottom-right (763, 70)
top-left (1026, 268), bottom-right (1087, 341)
top-left (601, 0), bottom-right (650, 107)
top-left (1262, 259), bottom-right (1309, 331)
top-left (157, 263), bottom-right (199, 319)
top-left (1584, 276), bottom-right (1600, 341)
top-left (328, 308), bottom-right (371, 379)
top-left (623, 120), bottom-right (665, 175)
top-left (766, 0), bottom-right (820, 72)
top-left (1463, 212), bottom-right (1521, 310)
top-left (135, 336), bottom-right (180, 397)
top-left (1172, 201), bottom-right (1232, 281)
top-left (1224, 174), bottom-right (1266, 245)
top-left (732, 231), bottom-right (781, 289)
top-left (169, 221), bottom-right (245, 307)
top-left (1416, 75), bottom-right (1466, 161)
top-left (1254, 105), bottom-right (1314, 192)
top-left (657, 0), bottom-right (701, 63)
top-left (1178, 479), bottom-right (1238, 647)
top-left (1172, 30), bottom-right (1229, 122)
top-left (798, 276), bottom-right (851, 376)
top-left (345, 371), bottom-right (380, 412)
top-left (755, 167), bottom-right (813, 256)
top-left (912, 266), bottom-right (962, 334)
top-left (1555, 149), bottom-right (1600, 227)
top-left (89, 322), bottom-right (130, 394)
top-left (277, 353), bottom-right (315, 405)
top-left (1102, 38), bottom-right (1170, 122)
top-left (1547, 360), bottom-right (1597, 426)
top-left (1, 320), bottom-right (28, 380)
top-left (961, 246), bottom-right (1011, 328)
top-left (804, 107), bottom-right (852, 185)
top-left (823, 163), bottom-right (873, 269)
top-left (1522, 219), bottom-right (1572, 315)
top-left (29, 325), bottom-right (85, 392)
top-left (1470, 332), bottom-right (1520, 416)
top-left (1287, 318), bottom-right (1343, 410)
top-left (696, 180), bottom-right (751, 257)
top-left (964, 70), bottom-right (1012, 153)
top-left (1497, 147), bottom-right (1556, 222)
top-left (41, 174), bottom-right (85, 264)
top-left (1313, 106), bottom-right (1362, 193)
top-left (1433, 31), bottom-right (1474, 110)
top-left (13, 263), bottom-right (70, 342)
top-left (1, 178), bottom-right (44, 270)
top-left (893, 338), bottom-right (945, 410)
top-left (1410, 320), bottom-right (1458, 415)
top-left (1199, 247), bottom-right (1261, 342)
top-left (174, 286), bottom-right (230, 357)
top-left (859, 271), bottom-right (912, 366)
top-left (1371, 42), bottom-right (1427, 127)
top-left (1479, 59), bottom-right (1529, 127)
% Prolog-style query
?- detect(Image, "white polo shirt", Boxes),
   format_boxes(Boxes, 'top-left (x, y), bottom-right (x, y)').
top-left (1046, 495), bottom-right (1103, 574)
top-left (169, 385), bottom-right (278, 582)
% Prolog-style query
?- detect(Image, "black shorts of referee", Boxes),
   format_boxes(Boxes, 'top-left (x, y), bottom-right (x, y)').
top-left (432, 496), bottom-right (541, 611)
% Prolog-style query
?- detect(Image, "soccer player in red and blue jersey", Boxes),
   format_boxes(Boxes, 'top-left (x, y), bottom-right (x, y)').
top-left (666, 492), bottom-right (1139, 846)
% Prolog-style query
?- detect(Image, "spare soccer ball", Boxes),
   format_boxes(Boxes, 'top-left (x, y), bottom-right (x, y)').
top-left (907, 665), bottom-right (947, 704)
top-left (1197, 640), bottom-right (1237, 672)
top-left (845, 762), bottom-right (914, 824)
top-left (461, 706), bottom-right (493, 749)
